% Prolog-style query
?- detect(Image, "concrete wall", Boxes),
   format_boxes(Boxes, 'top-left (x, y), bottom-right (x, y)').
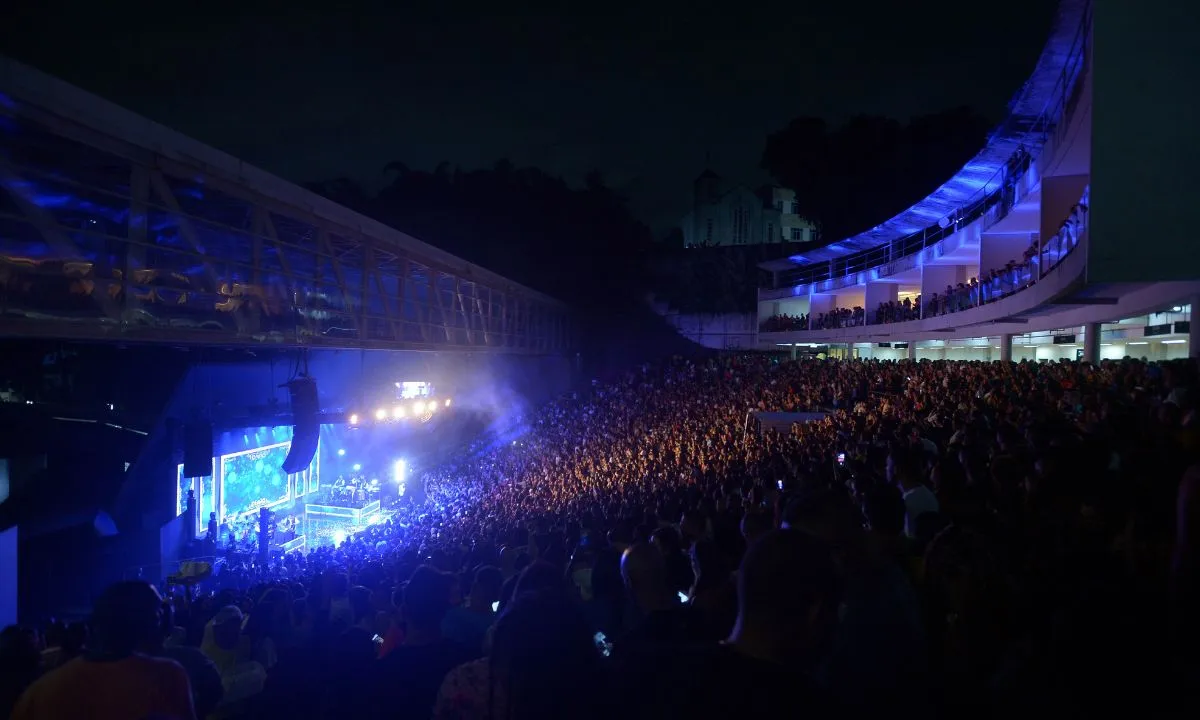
top-left (809, 294), bottom-right (835, 323)
top-left (758, 297), bottom-right (809, 319)
top-left (920, 264), bottom-right (968, 300)
top-left (660, 311), bottom-right (757, 349)
top-left (0, 526), bottom-right (15, 628)
top-left (1091, 0), bottom-right (1200, 282)
top-left (980, 232), bottom-right (1035, 277)
top-left (1040, 174), bottom-right (1090, 243)
top-left (864, 282), bottom-right (899, 320)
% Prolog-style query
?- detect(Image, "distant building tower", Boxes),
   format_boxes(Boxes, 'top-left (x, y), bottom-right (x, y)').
top-left (680, 169), bottom-right (815, 248)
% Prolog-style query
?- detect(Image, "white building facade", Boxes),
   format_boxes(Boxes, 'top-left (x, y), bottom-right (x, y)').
top-left (680, 170), bottom-right (816, 248)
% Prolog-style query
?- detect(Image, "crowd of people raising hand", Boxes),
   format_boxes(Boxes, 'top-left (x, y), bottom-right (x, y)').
top-left (4, 353), bottom-right (1200, 719)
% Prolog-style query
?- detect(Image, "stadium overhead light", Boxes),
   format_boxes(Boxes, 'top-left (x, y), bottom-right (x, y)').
top-left (374, 408), bottom-right (387, 421)
top-left (428, 403), bottom-right (437, 414)
top-left (352, 463), bottom-right (362, 471)
top-left (337, 448), bottom-right (345, 456)
top-left (392, 405), bottom-right (405, 419)
top-left (413, 400), bottom-right (426, 414)
top-left (349, 413), bottom-right (359, 425)
top-left (444, 398), bottom-right (452, 407)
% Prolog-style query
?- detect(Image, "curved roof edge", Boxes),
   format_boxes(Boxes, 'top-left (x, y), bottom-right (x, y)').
top-left (767, 0), bottom-right (1090, 272)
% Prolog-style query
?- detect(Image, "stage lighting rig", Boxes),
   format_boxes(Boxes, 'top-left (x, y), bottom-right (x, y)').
top-left (344, 380), bottom-right (450, 427)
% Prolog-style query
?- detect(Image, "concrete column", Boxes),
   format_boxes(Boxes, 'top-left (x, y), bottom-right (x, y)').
top-left (808, 293), bottom-right (835, 329)
top-left (790, 344), bottom-right (798, 360)
top-left (1190, 296), bottom-right (1200, 359)
top-left (919, 264), bottom-right (968, 316)
top-left (906, 342), bottom-right (916, 361)
top-left (1000, 333), bottom-right (1014, 363)
top-left (864, 282), bottom-right (899, 325)
top-left (1083, 323), bottom-right (1102, 365)
top-left (980, 233), bottom-right (1033, 281)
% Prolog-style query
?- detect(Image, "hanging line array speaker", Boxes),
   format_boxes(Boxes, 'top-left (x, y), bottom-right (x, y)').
top-left (182, 420), bottom-right (213, 479)
top-left (281, 376), bottom-right (320, 474)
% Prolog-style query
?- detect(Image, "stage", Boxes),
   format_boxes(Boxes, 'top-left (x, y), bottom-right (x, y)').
top-left (175, 420), bottom-right (421, 554)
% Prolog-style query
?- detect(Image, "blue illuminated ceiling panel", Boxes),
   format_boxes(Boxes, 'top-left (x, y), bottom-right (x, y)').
top-left (768, 0), bottom-right (1089, 270)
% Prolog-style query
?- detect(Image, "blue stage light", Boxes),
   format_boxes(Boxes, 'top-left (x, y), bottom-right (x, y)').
top-left (337, 449), bottom-right (346, 457)
top-left (352, 463), bottom-right (362, 471)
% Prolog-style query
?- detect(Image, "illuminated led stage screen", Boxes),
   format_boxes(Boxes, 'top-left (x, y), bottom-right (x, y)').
top-left (220, 442), bottom-right (291, 519)
top-left (174, 425), bottom-right (321, 531)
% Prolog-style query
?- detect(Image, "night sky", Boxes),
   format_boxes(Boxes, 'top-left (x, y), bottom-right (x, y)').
top-left (3, 1), bottom-right (1057, 233)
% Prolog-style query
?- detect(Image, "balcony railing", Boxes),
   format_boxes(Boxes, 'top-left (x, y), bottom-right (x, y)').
top-left (761, 185), bottom-right (1089, 333)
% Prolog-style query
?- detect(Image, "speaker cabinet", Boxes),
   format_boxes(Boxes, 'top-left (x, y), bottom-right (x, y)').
top-left (182, 421), bottom-right (213, 478)
top-left (281, 377), bottom-right (320, 474)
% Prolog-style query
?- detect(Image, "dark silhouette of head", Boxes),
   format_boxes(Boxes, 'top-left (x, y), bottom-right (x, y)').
top-left (403, 566), bottom-right (453, 635)
top-left (0, 625), bottom-right (40, 675)
top-left (210, 605), bottom-right (244, 651)
top-left (621, 542), bottom-right (673, 612)
top-left (863, 485), bottom-right (906, 536)
top-left (89, 581), bottom-right (163, 657)
top-left (740, 510), bottom-right (773, 547)
top-left (512, 561), bottom-right (562, 598)
top-left (729, 529), bottom-right (840, 664)
top-left (471, 566), bottom-right (505, 609)
top-left (490, 590), bottom-right (601, 720)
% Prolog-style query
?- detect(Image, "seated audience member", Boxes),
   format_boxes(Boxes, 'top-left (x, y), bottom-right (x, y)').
top-left (11, 581), bottom-right (196, 720)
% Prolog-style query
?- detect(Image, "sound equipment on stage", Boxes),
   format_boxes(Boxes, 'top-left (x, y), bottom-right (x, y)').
top-left (182, 420), bottom-right (213, 478)
top-left (282, 376), bottom-right (320, 473)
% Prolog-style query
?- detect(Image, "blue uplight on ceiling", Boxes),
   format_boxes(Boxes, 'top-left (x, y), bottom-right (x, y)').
top-left (30, 193), bottom-right (72, 208)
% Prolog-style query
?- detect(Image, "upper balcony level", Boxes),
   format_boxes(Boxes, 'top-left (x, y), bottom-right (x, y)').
top-left (752, 0), bottom-right (1200, 361)
top-left (759, 0), bottom-right (1092, 298)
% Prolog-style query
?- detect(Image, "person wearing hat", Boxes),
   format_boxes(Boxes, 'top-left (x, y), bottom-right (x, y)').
top-left (201, 605), bottom-right (266, 717)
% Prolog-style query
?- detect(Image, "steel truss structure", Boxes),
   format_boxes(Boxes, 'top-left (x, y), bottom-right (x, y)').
top-left (0, 58), bottom-right (570, 353)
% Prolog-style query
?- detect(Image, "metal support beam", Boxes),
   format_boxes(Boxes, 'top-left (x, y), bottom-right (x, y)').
top-left (0, 87), bottom-right (570, 353)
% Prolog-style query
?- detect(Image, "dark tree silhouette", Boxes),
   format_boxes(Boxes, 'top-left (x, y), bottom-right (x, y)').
top-left (761, 106), bottom-right (992, 244)
top-left (307, 161), bottom-right (692, 376)
top-left (307, 160), bottom-right (654, 306)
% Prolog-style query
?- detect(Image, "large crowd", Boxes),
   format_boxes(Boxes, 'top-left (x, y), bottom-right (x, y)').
top-left (3, 353), bottom-right (1200, 719)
